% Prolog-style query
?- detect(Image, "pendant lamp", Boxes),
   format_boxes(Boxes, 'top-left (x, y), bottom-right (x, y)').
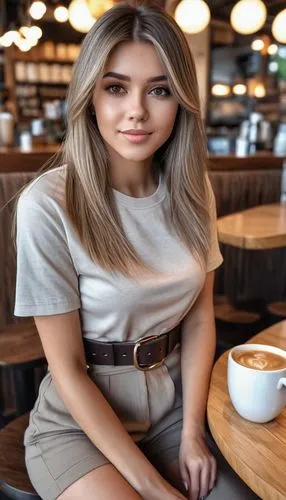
top-left (230, 0), bottom-right (267, 35)
top-left (174, 0), bottom-right (210, 34)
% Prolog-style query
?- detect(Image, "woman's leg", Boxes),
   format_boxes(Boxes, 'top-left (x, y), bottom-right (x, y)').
top-left (25, 431), bottom-right (143, 500)
top-left (57, 463), bottom-right (142, 500)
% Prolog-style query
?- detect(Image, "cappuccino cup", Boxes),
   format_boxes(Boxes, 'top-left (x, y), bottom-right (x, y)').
top-left (228, 344), bottom-right (286, 423)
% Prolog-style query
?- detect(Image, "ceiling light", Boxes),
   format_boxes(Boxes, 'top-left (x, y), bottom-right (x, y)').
top-left (29, 38), bottom-right (39, 47)
top-left (268, 44), bottom-right (278, 56)
top-left (54, 6), bottom-right (69, 23)
top-left (20, 26), bottom-right (42, 41)
top-left (15, 38), bottom-right (33, 52)
top-left (0, 33), bottom-right (13, 47)
top-left (29, 1), bottom-right (47, 20)
top-left (233, 84), bottom-right (247, 95)
top-left (19, 26), bottom-right (30, 37)
top-left (174, 0), bottom-right (210, 34)
top-left (212, 84), bottom-right (231, 96)
top-left (269, 61), bottom-right (278, 72)
top-left (2, 30), bottom-right (20, 45)
top-left (251, 39), bottom-right (264, 51)
top-left (87, 0), bottom-right (114, 18)
top-left (231, 0), bottom-right (267, 35)
top-left (272, 9), bottom-right (286, 44)
top-left (29, 26), bottom-right (42, 39)
top-left (254, 83), bottom-right (265, 98)
top-left (68, 0), bottom-right (95, 33)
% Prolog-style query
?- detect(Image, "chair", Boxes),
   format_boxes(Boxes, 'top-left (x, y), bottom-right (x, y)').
top-left (267, 302), bottom-right (286, 319)
top-left (0, 171), bottom-right (46, 423)
top-left (0, 322), bottom-right (46, 422)
top-left (0, 413), bottom-right (40, 499)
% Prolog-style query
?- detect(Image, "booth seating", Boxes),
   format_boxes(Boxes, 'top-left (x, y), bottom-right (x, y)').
top-left (0, 322), bottom-right (46, 425)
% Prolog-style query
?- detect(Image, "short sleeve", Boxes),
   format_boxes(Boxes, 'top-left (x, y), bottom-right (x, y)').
top-left (206, 176), bottom-right (223, 272)
top-left (14, 191), bottom-right (81, 317)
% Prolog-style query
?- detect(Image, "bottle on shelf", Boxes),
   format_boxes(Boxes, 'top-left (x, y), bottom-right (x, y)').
top-left (31, 118), bottom-right (46, 146)
top-left (0, 111), bottom-right (15, 147)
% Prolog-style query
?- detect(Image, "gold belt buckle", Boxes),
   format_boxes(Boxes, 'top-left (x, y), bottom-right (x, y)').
top-left (133, 334), bottom-right (165, 371)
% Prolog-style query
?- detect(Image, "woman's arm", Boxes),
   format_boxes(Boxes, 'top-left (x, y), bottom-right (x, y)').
top-left (179, 271), bottom-right (217, 499)
top-left (180, 271), bottom-right (216, 438)
top-left (34, 311), bottom-right (185, 500)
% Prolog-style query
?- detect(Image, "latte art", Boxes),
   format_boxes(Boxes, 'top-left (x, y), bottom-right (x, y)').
top-left (232, 349), bottom-right (286, 371)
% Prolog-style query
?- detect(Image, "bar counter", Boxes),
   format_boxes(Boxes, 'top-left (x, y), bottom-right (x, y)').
top-left (0, 145), bottom-right (285, 173)
top-left (0, 145), bottom-right (59, 173)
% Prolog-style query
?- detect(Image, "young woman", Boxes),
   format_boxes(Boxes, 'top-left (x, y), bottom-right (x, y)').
top-left (14, 3), bottom-right (259, 500)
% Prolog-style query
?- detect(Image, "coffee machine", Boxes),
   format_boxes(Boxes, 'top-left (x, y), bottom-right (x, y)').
top-left (236, 112), bottom-right (273, 155)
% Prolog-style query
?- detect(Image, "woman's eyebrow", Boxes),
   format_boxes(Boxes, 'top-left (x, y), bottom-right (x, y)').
top-left (102, 72), bottom-right (167, 83)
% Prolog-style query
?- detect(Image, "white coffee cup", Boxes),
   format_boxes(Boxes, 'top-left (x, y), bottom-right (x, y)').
top-left (228, 344), bottom-right (286, 423)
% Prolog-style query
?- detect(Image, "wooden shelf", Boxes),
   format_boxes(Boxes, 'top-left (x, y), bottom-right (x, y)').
top-left (13, 59), bottom-right (74, 64)
top-left (15, 81), bottom-right (68, 86)
top-left (5, 45), bottom-right (79, 63)
top-left (4, 44), bottom-right (79, 122)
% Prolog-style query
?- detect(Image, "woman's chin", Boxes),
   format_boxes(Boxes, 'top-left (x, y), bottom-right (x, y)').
top-left (114, 149), bottom-right (156, 163)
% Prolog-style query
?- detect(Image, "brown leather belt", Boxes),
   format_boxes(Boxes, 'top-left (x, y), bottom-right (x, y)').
top-left (83, 323), bottom-right (181, 371)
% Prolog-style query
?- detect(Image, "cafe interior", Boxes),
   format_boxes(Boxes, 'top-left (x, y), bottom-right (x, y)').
top-left (0, 0), bottom-right (285, 498)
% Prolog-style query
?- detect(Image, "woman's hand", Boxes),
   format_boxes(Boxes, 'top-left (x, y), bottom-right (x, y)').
top-left (179, 434), bottom-right (217, 500)
top-left (140, 471), bottom-right (187, 500)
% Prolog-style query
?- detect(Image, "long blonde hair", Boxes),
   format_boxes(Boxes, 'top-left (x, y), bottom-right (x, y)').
top-left (18, 2), bottom-right (211, 277)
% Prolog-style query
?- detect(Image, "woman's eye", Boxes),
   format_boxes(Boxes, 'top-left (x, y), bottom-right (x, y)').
top-left (104, 85), bottom-right (171, 97)
top-left (150, 87), bottom-right (171, 97)
top-left (105, 85), bottom-right (124, 94)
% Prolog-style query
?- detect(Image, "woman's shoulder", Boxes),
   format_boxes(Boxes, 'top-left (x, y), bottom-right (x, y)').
top-left (19, 164), bottom-right (68, 208)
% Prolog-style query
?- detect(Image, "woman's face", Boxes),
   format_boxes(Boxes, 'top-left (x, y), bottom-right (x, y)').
top-left (92, 41), bottom-right (179, 165)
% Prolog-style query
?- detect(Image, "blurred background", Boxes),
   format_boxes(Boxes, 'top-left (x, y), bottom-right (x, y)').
top-left (0, 0), bottom-right (285, 153)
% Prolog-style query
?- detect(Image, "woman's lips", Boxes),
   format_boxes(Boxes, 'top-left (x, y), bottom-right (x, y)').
top-left (120, 132), bottom-right (152, 143)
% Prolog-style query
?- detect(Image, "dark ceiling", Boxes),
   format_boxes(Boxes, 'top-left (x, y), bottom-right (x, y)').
top-left (1, 0), bottom-right (285, 40)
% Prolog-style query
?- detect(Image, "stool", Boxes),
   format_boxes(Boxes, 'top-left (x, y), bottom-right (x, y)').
top-left (214, 295), bottom-right (261, 324)
top-left (0, 413), bottom-right (40, 499)
top-left (267, 302), bottom-right (286, 319)
top-left (214, 295), bottom-right (263, 345)
top-left (0, 322), bottom-right (46, 419)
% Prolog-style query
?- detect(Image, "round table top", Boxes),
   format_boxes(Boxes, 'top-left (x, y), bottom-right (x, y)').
top-left (217, 203), bottom-right (286, 249)
top-left (207, 320), bottom-right (286, 500)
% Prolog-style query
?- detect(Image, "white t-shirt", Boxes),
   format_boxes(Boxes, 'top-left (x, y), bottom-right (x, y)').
top-left (14, 165), bottom-right (223, 342)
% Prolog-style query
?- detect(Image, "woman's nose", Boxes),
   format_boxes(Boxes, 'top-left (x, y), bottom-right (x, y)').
top-left (127, 92), bottom-right (148, 122)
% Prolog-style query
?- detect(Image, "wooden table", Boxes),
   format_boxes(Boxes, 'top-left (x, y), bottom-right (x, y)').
top-left (215, 203), bottom-right (286, 323)
top-left (207, 320), bottom-right (286, 500)
top-left (217, 203), bottom-right (286, 250)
